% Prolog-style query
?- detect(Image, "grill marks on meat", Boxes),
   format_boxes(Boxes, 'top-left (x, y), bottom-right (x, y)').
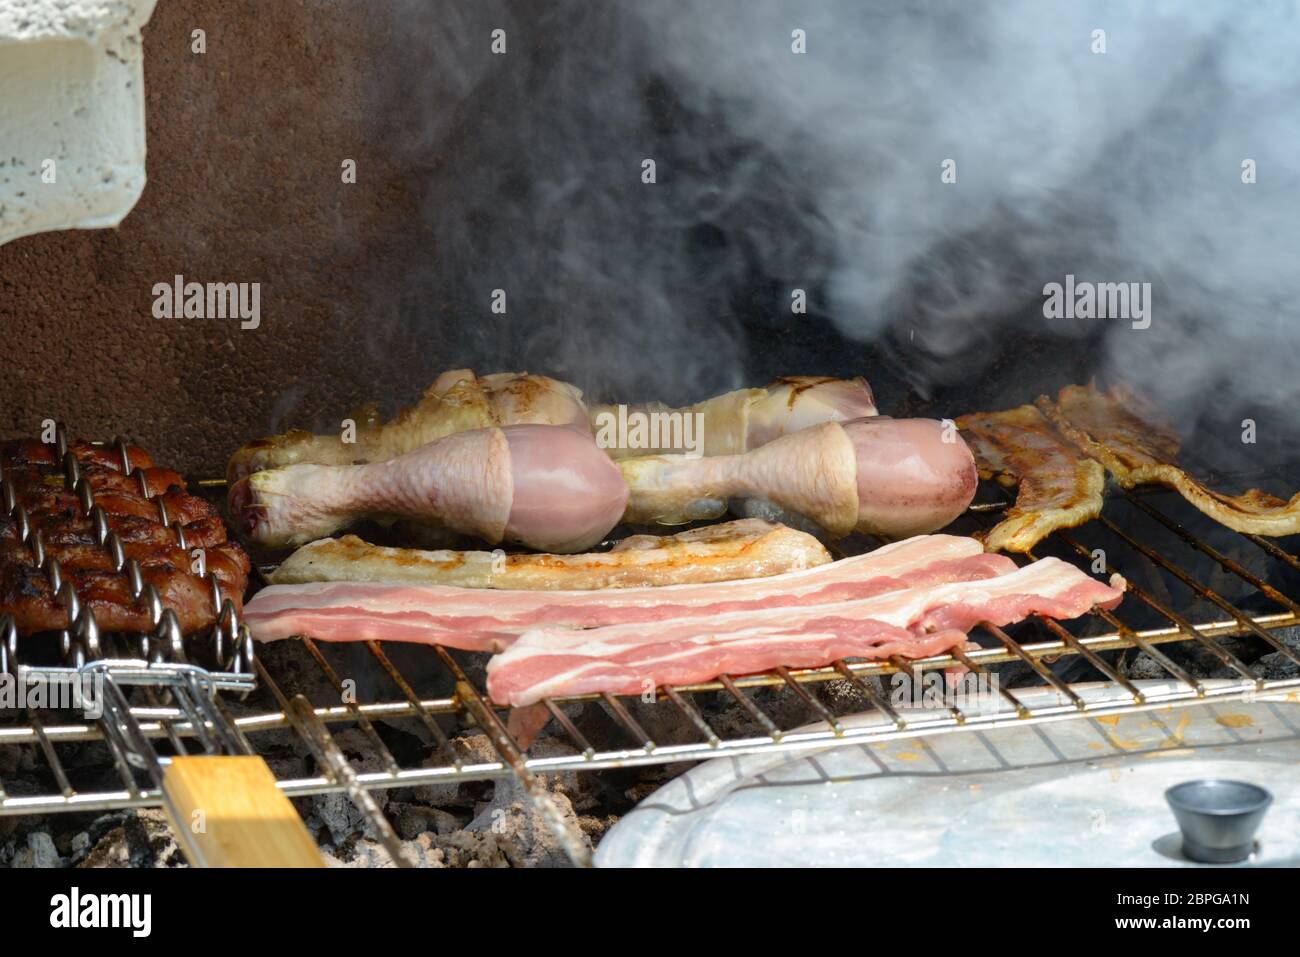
top-left (1, 563), bottom-right (232, 635)
top-left (486, 558), bottom-right (1126, 707)
top-left (267, 519), bottom-right (833, 589)
top-left (3, 460), bottom-right (183, 500)
top-left (15, 485), bottom-right (214, 525)
top-left (226, 370), bottom-right (590, 484)
top-left (956, 404), bottom-right (1105, 553)
top-left (1039, 383), bottom-right (1300, 537)
top-left (0, 439), bottom-right (248, 638)
top-left (243, 534), bottom-right (1015, 652)
top-left (0, 538), bottom-right (249, 589)
top-left (3, 439), bottom-right (155, 473)
top-left (229, 371), bottom-right (878, 483)
top-left (3, 513), bottom-right (230, 550)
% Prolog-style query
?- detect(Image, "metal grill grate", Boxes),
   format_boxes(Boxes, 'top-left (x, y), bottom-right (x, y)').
top-left (2, 433), bottom-right (1298, 867)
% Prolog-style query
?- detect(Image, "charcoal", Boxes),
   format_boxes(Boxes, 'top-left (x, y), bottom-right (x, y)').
top-left (12, 831), bottom-right (61, 868)
top-left (1254, 652), bottom-right (1300, 681)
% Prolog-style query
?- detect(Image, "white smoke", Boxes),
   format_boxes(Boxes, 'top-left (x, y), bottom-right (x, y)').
top-left (381, 0), bottom-right (1300, 446)
top-left (633, 1), bottom-right (1300, 422)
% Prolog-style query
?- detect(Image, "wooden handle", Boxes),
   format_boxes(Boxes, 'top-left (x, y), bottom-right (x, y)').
top-left (162, 756), bottom-right (323, 868)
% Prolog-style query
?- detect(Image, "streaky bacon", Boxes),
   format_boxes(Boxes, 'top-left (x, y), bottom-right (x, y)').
top-left (485, 558), bottom-right (1125, 706)
top-left (243, 534), bottom-right (1015, 652)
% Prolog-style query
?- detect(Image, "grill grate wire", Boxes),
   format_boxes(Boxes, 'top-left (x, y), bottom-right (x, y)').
top-left (0, 429), bottom-right (1297, 867)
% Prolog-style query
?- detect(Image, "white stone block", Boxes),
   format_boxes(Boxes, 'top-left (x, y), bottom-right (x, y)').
top-left (0, 0), bottom-right (158, 245)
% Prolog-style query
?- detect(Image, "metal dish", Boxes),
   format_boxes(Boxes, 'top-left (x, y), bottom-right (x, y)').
top-left (596, 681), bottom-right (1300, 867)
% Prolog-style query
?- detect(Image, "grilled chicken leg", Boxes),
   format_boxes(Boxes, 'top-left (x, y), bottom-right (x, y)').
top-left (591, 376), bottom-right (878, 458)
top-left (231, 372), bottom-right (878, 484)
top-left (620, 417), bottom-right (977, 538)
top-left (227, 370), bottom-right (590, 483)
top-left (229, 424), bottom-right (629, 552)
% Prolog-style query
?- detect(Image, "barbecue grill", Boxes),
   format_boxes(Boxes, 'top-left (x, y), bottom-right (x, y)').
top-left (1, 423), bottom-right (1296, 867)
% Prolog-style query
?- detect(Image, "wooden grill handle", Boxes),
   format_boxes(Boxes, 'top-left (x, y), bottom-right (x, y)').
top-left (162, 755), bottom-right (323, 868)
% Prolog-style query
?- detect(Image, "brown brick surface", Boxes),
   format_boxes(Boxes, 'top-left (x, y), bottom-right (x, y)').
top-left (0, 0), bottom-right (443, 477)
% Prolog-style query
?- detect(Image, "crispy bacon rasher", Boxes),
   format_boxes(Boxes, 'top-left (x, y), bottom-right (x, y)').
top-left (1039, 383), bottom-right (1300, 537)
top-left (957, 404), bottom-right (1105, 553)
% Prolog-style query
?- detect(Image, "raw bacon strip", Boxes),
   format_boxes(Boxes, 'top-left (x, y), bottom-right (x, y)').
top-left (243, 534), bottom-right (1016, 652)
top-left (486, 558), bottom-right (1126, 706)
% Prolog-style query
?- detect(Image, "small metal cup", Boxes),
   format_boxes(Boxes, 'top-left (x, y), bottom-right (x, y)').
top-left (1165, 779), bottom-right (1272, 864)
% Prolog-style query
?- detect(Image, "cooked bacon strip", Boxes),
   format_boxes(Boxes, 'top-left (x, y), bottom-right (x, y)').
top-left (486, 558), bottom-right (1126, 706)
top-left (244, 534), bottom-right (1017, 652)
top-left (957, 404), bottom-right (1105, 553)
top-left (268, 520), bottom-right (832, 589)
top-left (1039, 382), bottom-right (1300, 537)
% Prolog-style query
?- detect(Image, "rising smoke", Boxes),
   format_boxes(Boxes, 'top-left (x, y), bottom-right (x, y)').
top-left (380, 0), bottom-right (1300, 450)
